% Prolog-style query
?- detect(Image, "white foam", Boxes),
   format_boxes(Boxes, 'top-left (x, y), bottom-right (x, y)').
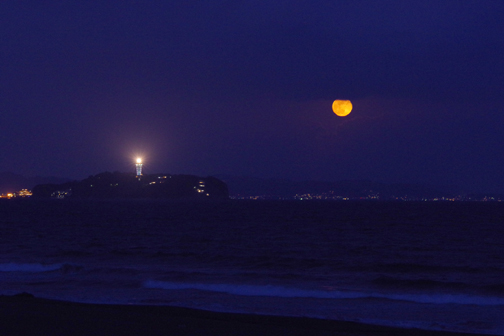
top-left (0, 262), bottom-right (63, 272)
top-left (144, 280), bottom-right (504, 306)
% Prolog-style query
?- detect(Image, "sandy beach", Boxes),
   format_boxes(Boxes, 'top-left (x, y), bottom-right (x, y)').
top-left (0, 294), bottom-right (486, 336)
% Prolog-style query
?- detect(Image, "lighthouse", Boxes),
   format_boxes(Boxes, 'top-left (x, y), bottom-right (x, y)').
top-left (135, 158), bottom-right (143, 176)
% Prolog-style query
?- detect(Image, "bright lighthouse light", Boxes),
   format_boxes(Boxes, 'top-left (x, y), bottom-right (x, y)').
top-left (135, 158), bottom-right (143, 176)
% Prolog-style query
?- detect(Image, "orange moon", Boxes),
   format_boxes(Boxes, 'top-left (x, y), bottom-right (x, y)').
top-left (332, 100), bottom-right (352, 117)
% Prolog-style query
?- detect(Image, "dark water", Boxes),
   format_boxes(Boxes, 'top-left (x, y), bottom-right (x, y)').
top-left (1, 199), bottom-right (504, 334)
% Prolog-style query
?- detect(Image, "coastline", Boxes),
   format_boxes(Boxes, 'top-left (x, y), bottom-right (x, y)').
top-left (0, 294), bottom-right (485, 336)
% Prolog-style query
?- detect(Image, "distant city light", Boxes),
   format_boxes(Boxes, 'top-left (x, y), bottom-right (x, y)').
top-left (0, 189), bottom-right (32, 199)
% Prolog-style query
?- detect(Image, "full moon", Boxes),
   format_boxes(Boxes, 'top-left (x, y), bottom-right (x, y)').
top-left (332, 100), bottom-right (353, 117)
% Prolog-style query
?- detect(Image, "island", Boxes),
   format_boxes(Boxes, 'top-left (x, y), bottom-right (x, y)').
top-left (31, 172), bottom-right (229, 200)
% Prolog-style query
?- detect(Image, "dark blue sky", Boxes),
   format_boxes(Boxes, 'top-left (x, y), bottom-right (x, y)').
top-left (1, 1), bottom-right (503, 192)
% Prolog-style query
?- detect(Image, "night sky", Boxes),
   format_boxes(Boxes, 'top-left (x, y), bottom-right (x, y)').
top-left (1, 1), bottom-right (503, 193)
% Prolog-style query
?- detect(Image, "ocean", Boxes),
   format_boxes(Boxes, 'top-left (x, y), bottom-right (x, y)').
top-left (1, 199), bottom-right (503, 334)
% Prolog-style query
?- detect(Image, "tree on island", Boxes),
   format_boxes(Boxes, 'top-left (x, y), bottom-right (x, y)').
top-left (32, 172), bottom-right (229, 199)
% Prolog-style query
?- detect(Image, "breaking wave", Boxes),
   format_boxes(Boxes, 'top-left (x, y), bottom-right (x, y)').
top-left (0, 262), bottom-right (75, 273)
top-left (144, 280), bottom-right (504, 306)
